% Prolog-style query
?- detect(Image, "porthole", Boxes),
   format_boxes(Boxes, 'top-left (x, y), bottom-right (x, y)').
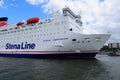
top-left (72, 39), bottom-right (76, 41)
top-left (70, 28), bottom-right (72, 31)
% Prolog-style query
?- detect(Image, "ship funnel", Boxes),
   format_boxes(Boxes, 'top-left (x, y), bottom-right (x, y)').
top-left (0, 17), bottom-right (8, 27)
top-left (0, 17), bottom-right (8, 22)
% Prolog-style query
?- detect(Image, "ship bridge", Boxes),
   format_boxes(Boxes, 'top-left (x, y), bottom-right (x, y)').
top-left (62, 7), bottom-right (83, 26)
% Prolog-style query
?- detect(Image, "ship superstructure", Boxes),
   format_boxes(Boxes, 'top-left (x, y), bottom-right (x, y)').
top-left (0, 7), bottom-right (110, 58)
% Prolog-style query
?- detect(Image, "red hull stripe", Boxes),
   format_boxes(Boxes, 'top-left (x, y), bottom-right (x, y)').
top-left (0, 50), bottom-right (99, 53)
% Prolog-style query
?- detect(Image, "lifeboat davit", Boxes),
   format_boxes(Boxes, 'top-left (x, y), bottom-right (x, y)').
top-left (27, 17), bottom-right (40, 24)
top-left (16, 22), bottom-right (24, 26)
top-left (0, 21), bottom-right (7, 27)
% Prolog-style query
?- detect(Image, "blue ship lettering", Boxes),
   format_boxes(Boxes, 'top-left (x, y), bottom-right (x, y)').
top-left (5, 42), bottom-right (35, 49)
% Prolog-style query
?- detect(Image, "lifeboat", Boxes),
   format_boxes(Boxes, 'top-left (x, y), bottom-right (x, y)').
top-left (16, 22), bottom-right (24, 26)
top-left (27, 17), bottom-right (40, 24)
top-left (0, 21), bottom-right (7, 27)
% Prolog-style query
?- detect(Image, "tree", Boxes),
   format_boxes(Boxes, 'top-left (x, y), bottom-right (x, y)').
top-left (100, 45), bottom-right (110, 52)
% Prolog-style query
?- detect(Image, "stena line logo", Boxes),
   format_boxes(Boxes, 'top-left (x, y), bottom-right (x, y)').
top-left (5, 42), bottom-right (36, 49)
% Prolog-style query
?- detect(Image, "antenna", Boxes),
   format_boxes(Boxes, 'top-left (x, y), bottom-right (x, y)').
top-left (51, 1), bottom-right (54, 17)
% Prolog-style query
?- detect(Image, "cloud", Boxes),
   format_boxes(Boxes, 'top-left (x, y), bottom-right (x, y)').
top-left (25, 0), bottom-right (120, 42)
top-left (0, 0), bottom-right (4, 7)
top-left (26, 0), bottom-right (48, 5)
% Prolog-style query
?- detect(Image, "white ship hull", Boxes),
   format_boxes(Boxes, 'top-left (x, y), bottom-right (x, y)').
top-left (0, 33), bottom-right (110, 58)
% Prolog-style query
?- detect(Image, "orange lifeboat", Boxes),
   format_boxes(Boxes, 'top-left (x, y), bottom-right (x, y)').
top-left (27, 17), bottom-right (40, 24)
top-left (0, 21), bottom-right (7, 27)
top-left (16, 22), bottom-right (24, 26)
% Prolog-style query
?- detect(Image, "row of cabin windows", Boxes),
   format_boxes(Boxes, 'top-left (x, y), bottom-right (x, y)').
top-left (0, 20), bottom-right (66, 33)
top-left (1, 31), bottom-right (66, 42)
top-left (1, 32), bottom-right (66, 41)
top-left (0, 26), bottom-right (66, 35)
top-left (0, 31), bottom-right (66, 36)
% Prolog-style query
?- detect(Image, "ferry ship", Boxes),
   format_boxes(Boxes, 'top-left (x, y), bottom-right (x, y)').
top-left (0, 7), bottom-right (110, 58)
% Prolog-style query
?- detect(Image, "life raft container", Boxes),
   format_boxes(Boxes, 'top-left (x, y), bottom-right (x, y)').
top-left (16, 22), bottom-right (24, 26)
top-left (0, 21), bottom-right (7, 27)
top-left (27, 17), bottom-right (40, 24)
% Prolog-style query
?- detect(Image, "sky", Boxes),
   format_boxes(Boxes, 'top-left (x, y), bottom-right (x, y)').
top-left (0, 0), bottom-right (120, 43)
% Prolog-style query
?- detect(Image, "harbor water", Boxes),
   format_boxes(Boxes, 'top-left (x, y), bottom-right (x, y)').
top-left (0, 54), bottom-right (120, 80)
